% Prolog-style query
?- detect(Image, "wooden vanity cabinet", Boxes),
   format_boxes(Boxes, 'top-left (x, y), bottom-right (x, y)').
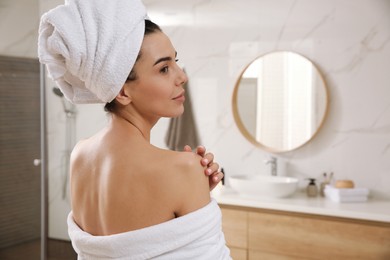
top-left (220, 205), bottom-right (390, 260)
top-left (221, 207), bottom-right (248, 259)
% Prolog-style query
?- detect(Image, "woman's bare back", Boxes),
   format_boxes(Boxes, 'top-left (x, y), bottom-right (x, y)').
top-left (70, 124), bottom-right (210, 236)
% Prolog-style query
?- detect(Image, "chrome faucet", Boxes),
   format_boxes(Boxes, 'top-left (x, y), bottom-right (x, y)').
top-left (264, 156), bottom-right (277, 176)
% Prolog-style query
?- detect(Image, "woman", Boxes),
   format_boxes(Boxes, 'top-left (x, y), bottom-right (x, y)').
top-left (38, 0), bottom-right (230, 259)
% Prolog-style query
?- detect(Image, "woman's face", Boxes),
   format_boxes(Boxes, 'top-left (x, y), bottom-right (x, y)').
top-left (126, 31), bottom-right (188, 121)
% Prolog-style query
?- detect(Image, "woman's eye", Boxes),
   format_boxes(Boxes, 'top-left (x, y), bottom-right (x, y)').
top-left (160, 66), bottom-right (169, 74)
top-left (160, 59), bottom-right (179, 74)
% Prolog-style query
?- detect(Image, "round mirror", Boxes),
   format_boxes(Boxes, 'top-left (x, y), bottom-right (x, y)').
top-left (232, 51), bottom-right (329, 153)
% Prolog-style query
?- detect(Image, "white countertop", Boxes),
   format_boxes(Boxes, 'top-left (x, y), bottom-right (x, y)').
top-left (212, 187), bottom-right (390, 223)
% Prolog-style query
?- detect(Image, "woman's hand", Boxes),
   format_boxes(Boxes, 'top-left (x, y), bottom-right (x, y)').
top-left (184, 145), bottom-right (224, 191)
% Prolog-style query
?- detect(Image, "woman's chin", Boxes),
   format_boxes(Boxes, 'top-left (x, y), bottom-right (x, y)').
top-left (169, 108), bottom-right (184, 118)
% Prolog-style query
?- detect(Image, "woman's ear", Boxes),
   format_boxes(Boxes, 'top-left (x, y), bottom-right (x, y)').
top-left (115, 85), bottom-right (132, 106)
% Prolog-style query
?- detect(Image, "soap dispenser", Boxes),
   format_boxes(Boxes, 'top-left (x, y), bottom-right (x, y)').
top-left (306, 178), bottom-right (318, 197)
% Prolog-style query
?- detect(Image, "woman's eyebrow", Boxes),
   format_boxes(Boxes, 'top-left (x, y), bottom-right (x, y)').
top-left (153, 51), bottom-right (177, 66)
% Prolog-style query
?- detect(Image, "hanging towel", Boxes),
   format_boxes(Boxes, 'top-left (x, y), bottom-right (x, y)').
top-left (67, 199), bottom-right (231, 260)
top-left (38, 0), bottom-right (147, 104)
top-left (165, 77), bottom-right (200, 150)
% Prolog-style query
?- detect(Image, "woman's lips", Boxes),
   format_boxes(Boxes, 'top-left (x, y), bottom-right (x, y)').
top-left (173, 91), bottom-right (185, 102)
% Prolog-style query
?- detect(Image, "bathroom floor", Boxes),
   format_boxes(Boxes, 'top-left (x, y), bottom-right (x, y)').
top-left (0, 239), bottom-right (76, 260)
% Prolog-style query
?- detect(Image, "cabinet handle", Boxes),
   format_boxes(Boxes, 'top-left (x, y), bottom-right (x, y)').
top-left (33, 159), bottom-right (41, 166)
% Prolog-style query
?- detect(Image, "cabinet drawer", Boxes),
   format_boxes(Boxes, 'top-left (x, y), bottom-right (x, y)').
top-left (248, 211), bottom-right (390, 259)
top-left (221, 208), bottom-right (248, 249)
top-left (230, 247), bottom-right (247, 260)
top-left (249, 250), bottom-right (309, 260)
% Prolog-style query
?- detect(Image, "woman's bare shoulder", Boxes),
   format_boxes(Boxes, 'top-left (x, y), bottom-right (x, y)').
top-left (70, 132), bottom-right (106, 173)
top-left (151, 148), bottom-right (204, 175)
top-left (70, 128), bottom-right (113, 163)
top-left (70, 139), bottom-right (88, 166)
top-left (153, 149), bottom-right (210, 216)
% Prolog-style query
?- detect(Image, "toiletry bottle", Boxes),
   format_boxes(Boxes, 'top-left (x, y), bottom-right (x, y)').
top-left (319, 172), bottom-right (329, 197)
top-left (306, 178), bottom-right (318, 197)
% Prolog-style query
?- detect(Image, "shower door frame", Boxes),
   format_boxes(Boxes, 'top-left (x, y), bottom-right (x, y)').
top-left (40, 64), bottom-right (48, 260)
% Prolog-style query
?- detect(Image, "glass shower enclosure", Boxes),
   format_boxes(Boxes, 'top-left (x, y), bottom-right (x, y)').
top-left (0, 56), bottom-right (43, 259)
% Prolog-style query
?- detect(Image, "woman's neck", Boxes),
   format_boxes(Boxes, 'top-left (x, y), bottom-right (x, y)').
top-left (110, 112), bottom-right (153, 142)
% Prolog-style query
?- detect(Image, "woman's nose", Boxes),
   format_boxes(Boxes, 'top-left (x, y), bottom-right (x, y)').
top-left (176, 67), bottom-right (188, 86)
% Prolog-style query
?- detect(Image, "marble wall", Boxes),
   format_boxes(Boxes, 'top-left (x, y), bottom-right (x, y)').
top-left (3, 0), bottom-right (389, 240)
top-left (146, 0), bottom-right (390, 200)
top-left (0, 0), bottom-right (39, 57)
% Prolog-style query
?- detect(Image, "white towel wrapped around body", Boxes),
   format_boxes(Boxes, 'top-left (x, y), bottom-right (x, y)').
top-left (38, 0), bottom-right (147, 104)
top-left (67, 199), bottom-right (231, 260)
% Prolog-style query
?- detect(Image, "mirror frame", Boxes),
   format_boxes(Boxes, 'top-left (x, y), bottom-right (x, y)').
top-left (232, 51), bottom-right (330, 153)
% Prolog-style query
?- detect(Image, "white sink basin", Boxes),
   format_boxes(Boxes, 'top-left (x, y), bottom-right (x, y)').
top-left (229, 175), bottom-right (298, 198)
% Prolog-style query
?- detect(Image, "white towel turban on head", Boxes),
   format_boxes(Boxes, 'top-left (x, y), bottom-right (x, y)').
top-left (38, 0), bottom-right (147, 104)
